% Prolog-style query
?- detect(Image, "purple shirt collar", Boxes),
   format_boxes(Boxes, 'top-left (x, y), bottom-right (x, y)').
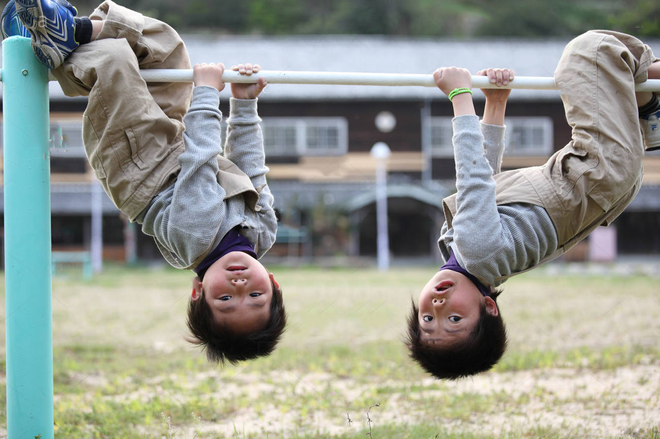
top-left (440, 250), bottom-right (492, 297)
top-left (194, 227), bottom-right (257, 280)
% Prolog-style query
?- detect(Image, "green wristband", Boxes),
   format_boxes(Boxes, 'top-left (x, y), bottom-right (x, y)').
top-left (448, 87), bottom-right (473, 101)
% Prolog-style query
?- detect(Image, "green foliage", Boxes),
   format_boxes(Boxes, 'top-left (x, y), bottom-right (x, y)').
top-left (471, 0), bottom-right (614, 37)
top-left (249, 0), bottom-right (306, 34)
top-left (4, 0), bottom-right (653, 37)
top-left (607, 0), bottom-right (660, 37)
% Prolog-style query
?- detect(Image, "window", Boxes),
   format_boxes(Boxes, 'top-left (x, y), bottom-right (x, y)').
top-left (262, 121), bottom-right (298, 156)
top-left (504, 117), bottom-right (553, 156)
top-left (429, 117), bottom-right (453, 157)
top-left (261, 118), bottom-right (347, 157)
top-left (1, 116), bottom-right (349, 159)
top-left (429, 116), bottom-right (554, 157)
top-left (49, 121), bottom-right (86, 157)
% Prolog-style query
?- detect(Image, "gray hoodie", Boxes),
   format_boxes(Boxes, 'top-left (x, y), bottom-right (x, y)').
top-left (140, 86), bottom-right (277, 270)
top-left (438, 115), bottom-right (559, 287)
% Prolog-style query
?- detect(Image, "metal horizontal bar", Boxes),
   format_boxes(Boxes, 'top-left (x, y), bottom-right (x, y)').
top-left (135, 69), bottom-right (660, 91)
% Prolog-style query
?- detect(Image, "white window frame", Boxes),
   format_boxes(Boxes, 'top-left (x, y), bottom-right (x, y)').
top-left (429, 117), bottom-right (454, 158)
top-left (429, 116), bottom-right (553, 158)
top-left (261, 117), bottom-right (348, 157)
top-left (261, 119), bottom-right (300, 157)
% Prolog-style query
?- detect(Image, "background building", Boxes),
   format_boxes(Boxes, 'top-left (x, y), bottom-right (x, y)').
top-left (1, 35), bottom-right (659, 267)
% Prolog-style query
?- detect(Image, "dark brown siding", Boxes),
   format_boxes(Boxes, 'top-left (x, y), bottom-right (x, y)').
top-left (246, 100), bottom-right (425, 153)
top-left (429, 100), bottom-right (569, 181)
top-left (431, 158), bottom-right (457, 181)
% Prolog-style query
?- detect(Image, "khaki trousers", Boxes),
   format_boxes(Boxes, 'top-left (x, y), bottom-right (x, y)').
top-left (52, 1), bottom-right (191, 221)
top-left (443, 30), bottom-right (657, 271)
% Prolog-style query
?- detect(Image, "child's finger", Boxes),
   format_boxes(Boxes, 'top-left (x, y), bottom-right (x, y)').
top-left (232, 64), bottom-right (247, 74)
top-left (244, 63), bottom-right (253, 75)
top-left (495, 69), bottom-right (503, 86)
top-left (501, 69), bottom-right (510, 85)
top-left (487, 68), bottom-right (497, 83)
top-left (432, 68), bottom-right (444, 83)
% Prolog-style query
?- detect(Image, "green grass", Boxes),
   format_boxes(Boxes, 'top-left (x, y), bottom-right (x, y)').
top-left (0, 265), bottom-right (659, 438)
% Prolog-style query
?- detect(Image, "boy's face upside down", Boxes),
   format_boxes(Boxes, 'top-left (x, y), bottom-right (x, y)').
top-left (192, 251), bottom-right (276, 335)
top-left (417, 270), bottom-right (498, 348)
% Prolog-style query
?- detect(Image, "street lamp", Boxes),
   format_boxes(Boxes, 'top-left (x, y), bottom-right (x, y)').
top-left (370, 142), bottom-right (391, 271)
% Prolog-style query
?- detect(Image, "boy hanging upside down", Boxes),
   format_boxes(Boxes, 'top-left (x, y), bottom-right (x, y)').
top-left (2, 0), bottom-right (286, 364)
top-left (407, 31), bottom-right (660, 379)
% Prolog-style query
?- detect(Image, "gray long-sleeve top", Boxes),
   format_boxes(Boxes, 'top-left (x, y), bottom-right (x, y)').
top-left (438, 115), bottom-right (559, 287)
top-left (140, 86), bottom-right (277, 269)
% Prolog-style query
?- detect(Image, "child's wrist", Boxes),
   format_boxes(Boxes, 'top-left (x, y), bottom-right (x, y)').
top-left (451, 93), bottom-right (476, 116)
top-left (485, 96), bottom-right (508, 105)
top-left (451, 92), bottom-right (473, 103)
top-left (448, 87), bottom-right (473, 101)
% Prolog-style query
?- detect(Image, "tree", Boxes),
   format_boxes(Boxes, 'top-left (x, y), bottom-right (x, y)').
top-left (607, 0), bottom-right (660, 37)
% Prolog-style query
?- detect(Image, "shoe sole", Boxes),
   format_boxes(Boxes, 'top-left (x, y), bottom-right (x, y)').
top-left (15, 0), bottom-right (65, 69)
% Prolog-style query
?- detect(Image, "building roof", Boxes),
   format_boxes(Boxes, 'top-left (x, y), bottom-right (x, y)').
top-left (3, 34), bottom-right (655, 102)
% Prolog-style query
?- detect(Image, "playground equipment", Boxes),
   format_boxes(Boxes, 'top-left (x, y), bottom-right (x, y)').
top-left (3, 35), bottom-right (660, 438)
top-left (3, 36), bottom-right (53, 439)
top-left (141, 68), bottom-right (660, 91)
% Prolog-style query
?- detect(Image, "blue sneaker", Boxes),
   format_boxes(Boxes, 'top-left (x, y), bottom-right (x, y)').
top-left (14, 0), bottom-right (79, 69)
top-left (641, 105), bottom-right (660, 152)
top-left (1, 0), bottom-right (31, 39)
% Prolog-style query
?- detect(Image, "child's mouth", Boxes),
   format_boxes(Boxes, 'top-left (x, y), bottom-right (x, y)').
top-left (434, 280), bottom-right (454, 292)
top-left (228, 265), bottom-right (247, 271)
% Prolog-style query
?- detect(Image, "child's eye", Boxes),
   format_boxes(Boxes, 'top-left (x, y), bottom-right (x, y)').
top-left (249, 292), bottom-right (262, 298)
top-left (219, 296), bottom-right (231, 301)
top-left (449, 316), bottom-right (461, 323)
top-left (423, 315), bottom-right (433, 322)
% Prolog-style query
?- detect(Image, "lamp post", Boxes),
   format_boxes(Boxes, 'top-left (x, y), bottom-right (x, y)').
top-left (91, 179), bottom-right (104, 273)
top-left (370, 142), bottom-right (391, 271)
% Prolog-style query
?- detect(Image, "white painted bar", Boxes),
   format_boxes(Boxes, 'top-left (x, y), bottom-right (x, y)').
top-left (136, 69), bottom-right (660, 91)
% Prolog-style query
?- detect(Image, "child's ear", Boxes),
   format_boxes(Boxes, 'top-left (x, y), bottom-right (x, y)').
top-left (484, 296), bottom-right (499, 317)
top-left (191, 276), bottom-right (203, 301)
top-left (269, 273), bottom-right (280, 290)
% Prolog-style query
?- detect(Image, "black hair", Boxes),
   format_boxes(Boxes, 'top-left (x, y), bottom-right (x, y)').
top-left (186, 279), bottom-right (286, 365)
top-left (405, 292), bottom-right (507, 380)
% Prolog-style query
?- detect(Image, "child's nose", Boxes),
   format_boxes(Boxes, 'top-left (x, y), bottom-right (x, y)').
top-left (231, 278), bottom-right (247, 285)
top-left (432, 298), bottom-right (445, 306)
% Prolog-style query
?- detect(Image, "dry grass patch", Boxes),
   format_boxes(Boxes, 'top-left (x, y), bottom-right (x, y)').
top-left (0, 264), bottom-right (658, 438)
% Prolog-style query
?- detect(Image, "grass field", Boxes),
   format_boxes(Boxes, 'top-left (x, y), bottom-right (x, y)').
top-left (0, 263), bottom-right (659, 438)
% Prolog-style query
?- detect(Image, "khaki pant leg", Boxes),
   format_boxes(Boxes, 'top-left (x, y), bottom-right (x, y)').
top-left (89, 0), bottom-right (192, 121)
top-left (49, 1), bottom-right (191, 220)
top-left (541, 30), bottom-right (655, 244)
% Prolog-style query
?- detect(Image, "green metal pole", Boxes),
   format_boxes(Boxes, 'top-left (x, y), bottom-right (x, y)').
top-left (2, 36), bottom-right (54, 439)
